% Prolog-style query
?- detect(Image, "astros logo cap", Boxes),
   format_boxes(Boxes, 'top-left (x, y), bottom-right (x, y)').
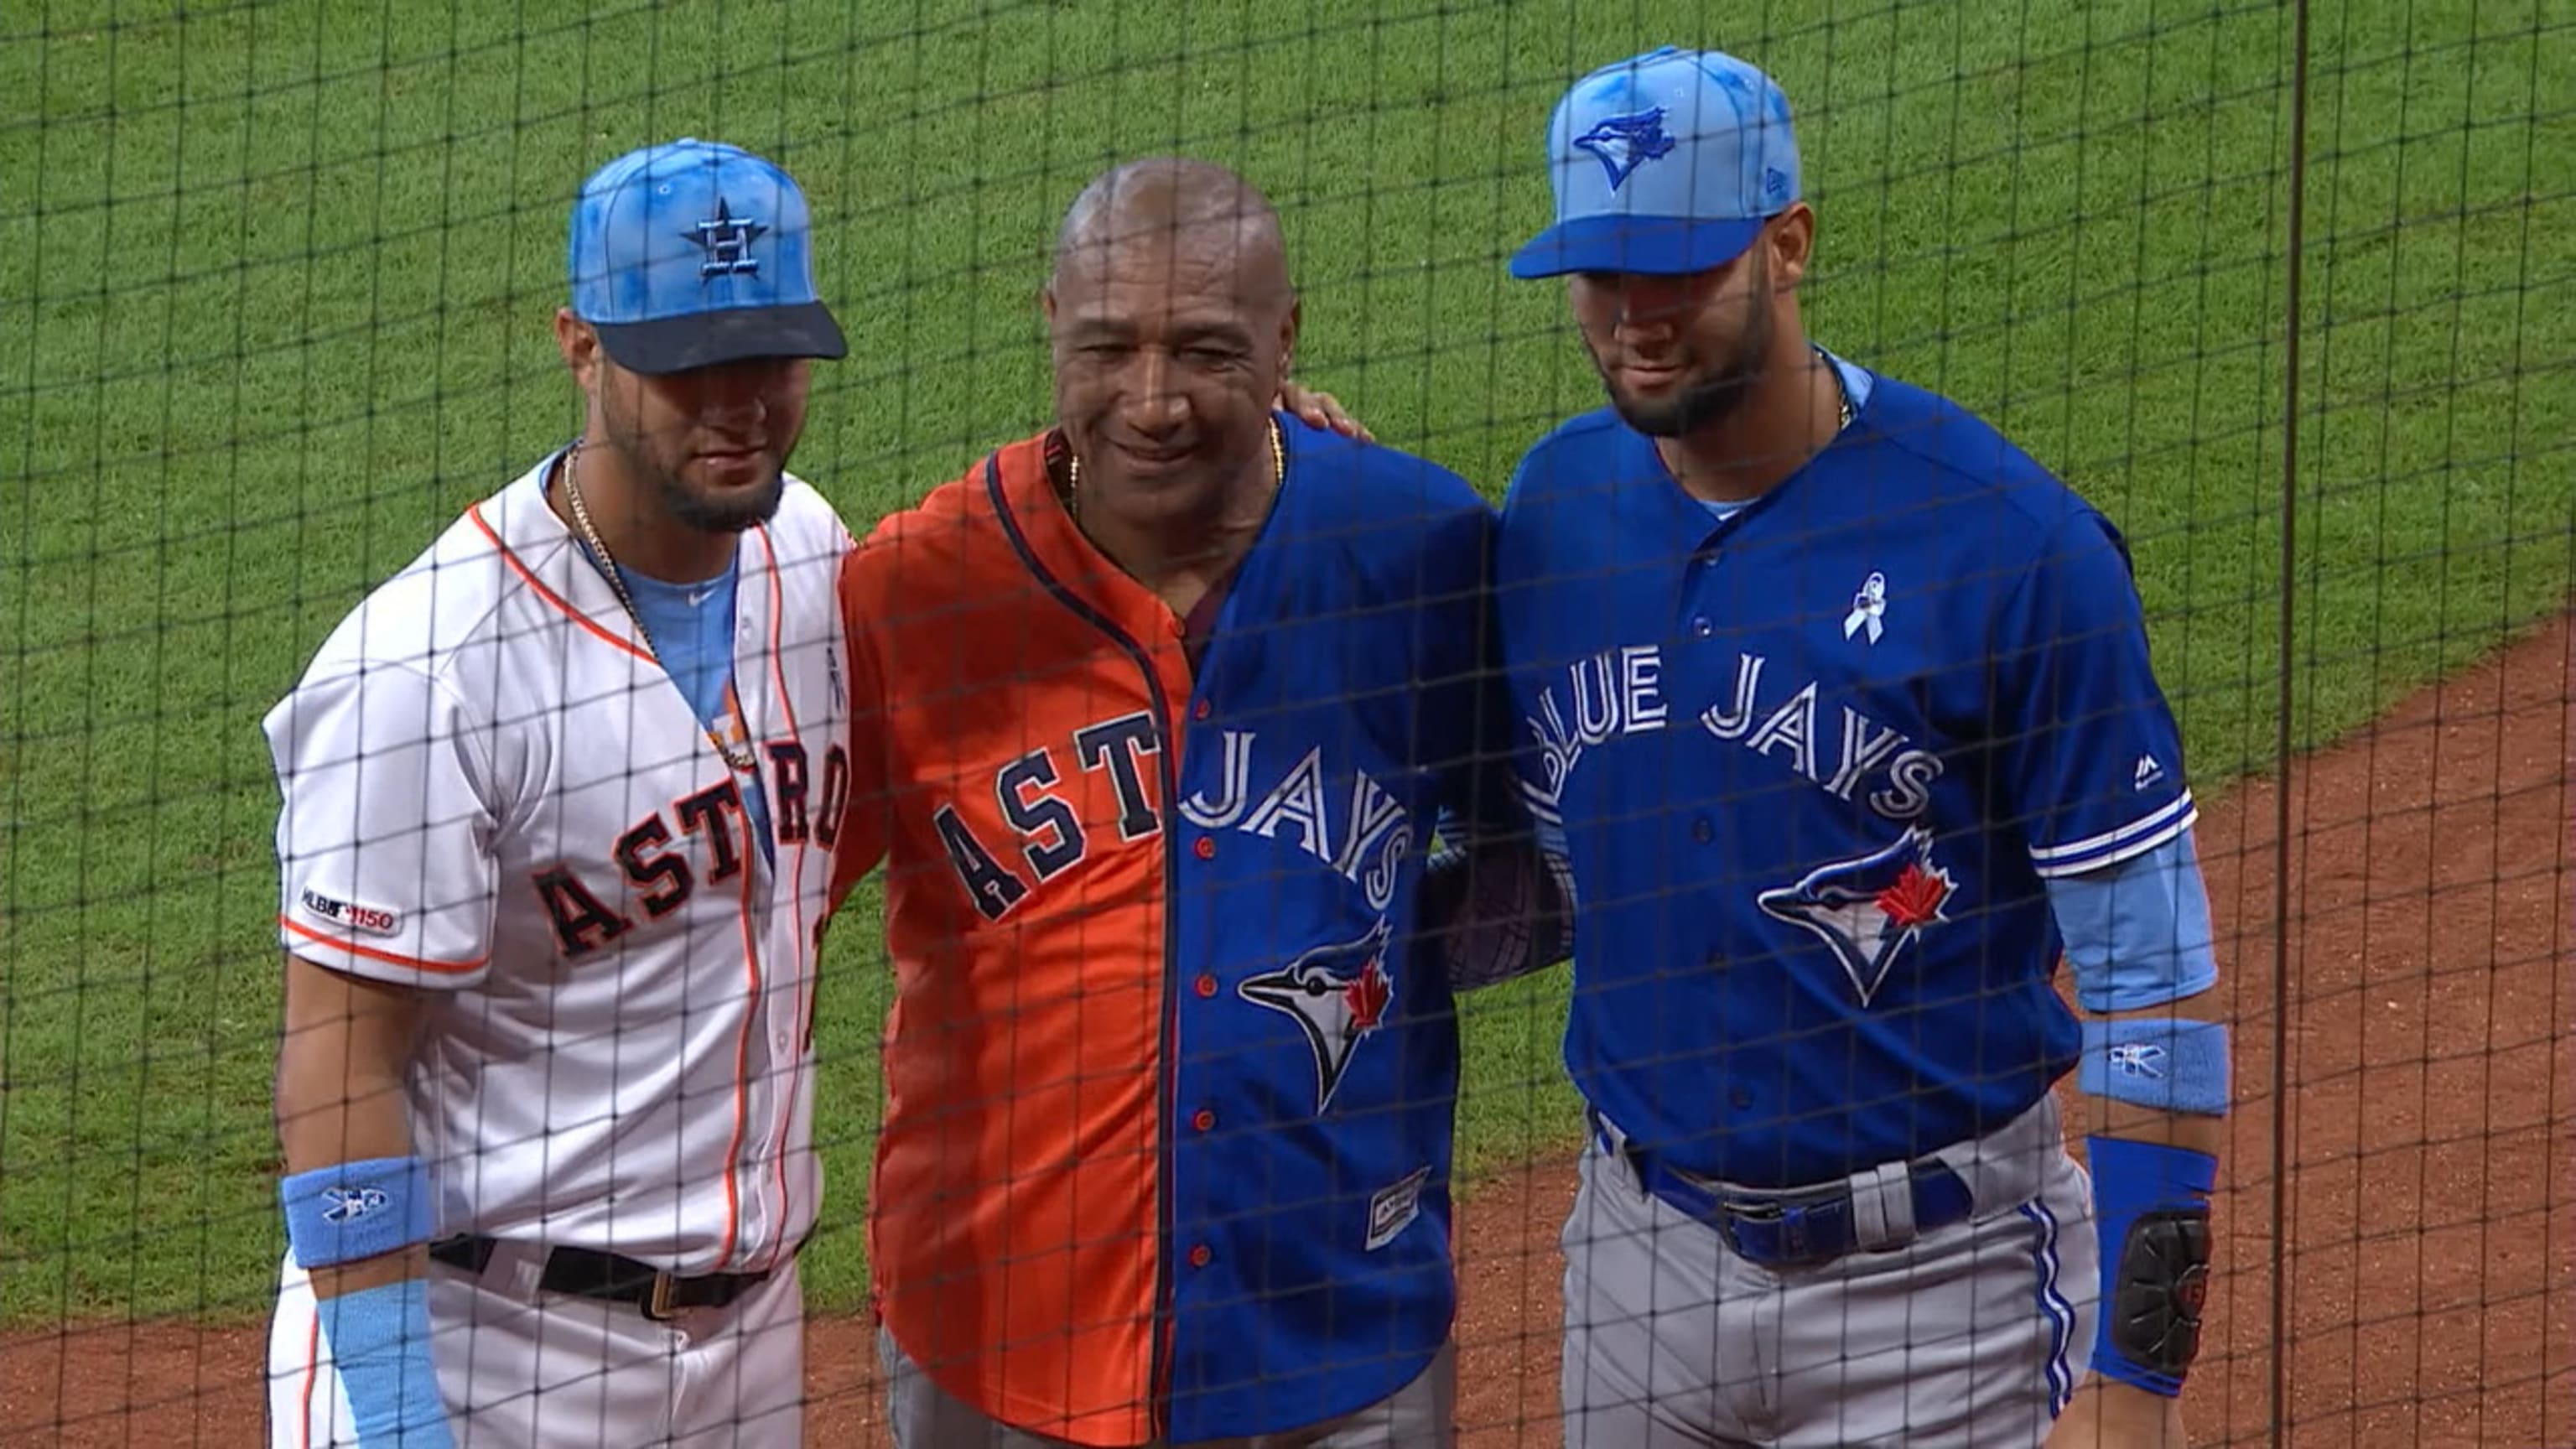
top-left (569, 138), bottom-right (849, 375)
top-left (1509, 46), bottom-right (1802, 280)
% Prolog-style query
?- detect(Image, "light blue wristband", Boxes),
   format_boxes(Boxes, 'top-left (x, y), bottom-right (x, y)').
top-left (281, 1156), bottom-right (435, 1270)
top-left (318, 1276), bottom-right (454, 1446)
top-left (2078, 1017), bottom-right (2232, 1116)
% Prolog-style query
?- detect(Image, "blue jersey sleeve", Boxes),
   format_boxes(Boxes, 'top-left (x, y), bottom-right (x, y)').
top-left (1997, 510), bottom-right (2196, 878)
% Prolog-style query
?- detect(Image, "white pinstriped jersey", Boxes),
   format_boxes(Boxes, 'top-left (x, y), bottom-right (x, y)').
top-left (262, 450), bottom-right (854, 1275)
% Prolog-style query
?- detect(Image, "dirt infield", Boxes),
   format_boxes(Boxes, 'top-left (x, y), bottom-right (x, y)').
top-left (4, 614), bottom-right (2565, 1446)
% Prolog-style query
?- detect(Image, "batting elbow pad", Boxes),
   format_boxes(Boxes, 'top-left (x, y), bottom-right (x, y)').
top-left (2085, 1135), bottom-right (2216, 1397)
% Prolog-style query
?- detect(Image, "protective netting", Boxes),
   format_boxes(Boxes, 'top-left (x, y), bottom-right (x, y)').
top-left (1, 2), bottom-right (2566, 1445)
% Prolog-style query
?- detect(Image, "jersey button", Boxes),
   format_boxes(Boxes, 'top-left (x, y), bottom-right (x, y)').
top-left (1192, 699), bottom-right (1212, 720)
top-left (1188, 1244), bottom-right (1213, 1269)
top-left (1193, 836), bottom-right (1217, 860)
top-left (1691, 615), bottom-right (1712, 637)
top-left (1192, 1108), bottom-right (1217, 1132)
top-left (1729, 1088), bottom-right (1753, 1109)
top-left (1194, 973), bottom-right (1218, 998)
top-left (1691, 817), bottom-right (1713, 844)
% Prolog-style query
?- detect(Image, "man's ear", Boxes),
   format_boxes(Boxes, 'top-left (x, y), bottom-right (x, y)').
top-left (1768, 204), bottom-right (1816, 291)
top-left (556, 309), bottom-right (600, 386)
top-left (1279, 293), bottom-right (1301, 376)
top-left (1041, 283), bottom-right (1057, 330)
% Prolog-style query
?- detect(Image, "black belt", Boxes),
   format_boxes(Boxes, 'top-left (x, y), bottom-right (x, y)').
top-left (1591, 1111), bottom-right (1977, 1270)
top-left (428, 1234), bottom-right (773, 1322)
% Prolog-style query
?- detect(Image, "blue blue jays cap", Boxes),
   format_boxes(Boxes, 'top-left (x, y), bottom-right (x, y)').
top-left (1509, 47), bottom-right (1802, 280)
top-left (569, 138), bottom-right (847, 376)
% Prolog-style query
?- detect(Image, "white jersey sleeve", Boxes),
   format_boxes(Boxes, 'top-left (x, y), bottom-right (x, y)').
top-left (264, 656), bottom-right (501, 986)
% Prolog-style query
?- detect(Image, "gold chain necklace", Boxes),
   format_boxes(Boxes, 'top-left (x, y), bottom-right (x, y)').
top-left (559, 443), bottom-right (760, 775)
top-left (1067, 417), bottom-right (1286, 519)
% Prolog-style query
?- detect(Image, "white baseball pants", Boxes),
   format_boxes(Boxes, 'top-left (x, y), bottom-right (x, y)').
top-left (267, 1245), bottom-right (804, 1448)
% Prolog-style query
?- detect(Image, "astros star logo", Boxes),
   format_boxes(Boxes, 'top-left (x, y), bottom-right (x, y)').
top-left (1239, 917), bottom-right (1396, 1113)
top-left (688, 198), bottom-right (766, 280)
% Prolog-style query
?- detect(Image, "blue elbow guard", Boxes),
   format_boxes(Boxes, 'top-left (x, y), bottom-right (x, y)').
top-left (318, 1276), bottom-right (455, 1447)
top-left (2085, 1135), bottom-right (2216, 1398)
top-left (281, 1156), bottom-right (435, 1270)
top-left (2078, 1016), bottom-right (2232, 1116)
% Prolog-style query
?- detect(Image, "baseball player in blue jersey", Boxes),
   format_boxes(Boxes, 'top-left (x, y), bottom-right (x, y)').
top-left (1493, 47), bottom-right (2230, 1448)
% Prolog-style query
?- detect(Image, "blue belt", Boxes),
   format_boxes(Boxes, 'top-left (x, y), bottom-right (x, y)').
top-left (1591, 1113), bottom-right (1977, 1270)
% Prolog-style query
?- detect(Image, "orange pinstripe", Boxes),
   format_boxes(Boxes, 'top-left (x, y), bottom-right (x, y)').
top-left (279, 915), bottom-right (486, 974)
top-left (466, 505), bottom-right (651, 663)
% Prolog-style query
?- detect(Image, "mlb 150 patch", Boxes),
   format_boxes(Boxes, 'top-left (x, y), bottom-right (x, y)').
top-left (301, 887), bottom-right (400, 937)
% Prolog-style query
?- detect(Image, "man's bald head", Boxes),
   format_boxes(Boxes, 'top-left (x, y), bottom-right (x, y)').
top-left (1050, 157), bottom-right (1292, 315)
top-left (1042, 157), bottom-right (1301, 538)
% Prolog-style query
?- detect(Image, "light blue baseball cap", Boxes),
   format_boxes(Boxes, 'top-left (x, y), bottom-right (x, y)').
top-left (568, 138), bottom-right (847, 375)
top-left (1509, 46), bottom-right (1802, 280)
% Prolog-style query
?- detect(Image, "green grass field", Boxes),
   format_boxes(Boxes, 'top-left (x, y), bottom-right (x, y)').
top-left (1, 0), bottom-right (2567, 1327)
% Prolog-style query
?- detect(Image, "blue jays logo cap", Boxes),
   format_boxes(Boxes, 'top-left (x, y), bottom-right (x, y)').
top-left (569, 138), bottom-right (848, 376)
top-left (1510, 46), bottom-right (1802, 280)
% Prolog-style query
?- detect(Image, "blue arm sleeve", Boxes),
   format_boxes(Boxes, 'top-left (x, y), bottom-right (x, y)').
top-left (2044, 828), bottom-right (2220, 1013)
top-left (318, 1277), bottom-right (455, 1446)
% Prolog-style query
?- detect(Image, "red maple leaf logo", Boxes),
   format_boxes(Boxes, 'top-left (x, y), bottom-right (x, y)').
top-left (1875, 862), bottom-right (1952, 929)
top-left (1343, 960), bottom-right (1392, 1034)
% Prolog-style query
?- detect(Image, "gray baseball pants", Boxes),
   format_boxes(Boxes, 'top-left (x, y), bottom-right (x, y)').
top-left (1561, 1093), bottom-right (2100, 1448)
top-left (878, 1328), bottom-right (1456, 1449)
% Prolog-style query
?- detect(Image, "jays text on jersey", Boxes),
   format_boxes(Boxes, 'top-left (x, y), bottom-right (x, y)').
top-left (829, 416), bottom-right (1501, 1446)
top-left (262, 451), bottom-right (853, 1274)
top-left (1494, 366), bottom-right (2197, 1190)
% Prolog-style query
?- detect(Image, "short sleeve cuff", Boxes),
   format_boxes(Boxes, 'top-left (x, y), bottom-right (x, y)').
top-left (2027, 792), bottom-right (2198, 880)
top-left (278, 911), bottom-right (490, 987)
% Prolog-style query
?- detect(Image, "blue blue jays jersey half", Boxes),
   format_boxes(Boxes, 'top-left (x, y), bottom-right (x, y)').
top-left (1493, 361), bottom-right (2196, 1188)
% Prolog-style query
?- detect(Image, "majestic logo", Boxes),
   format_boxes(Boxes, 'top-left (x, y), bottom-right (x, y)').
top-left (2133, 754), bottom-right (2166, 792)
top-left (1239, 917), bottom-right (1396, 1113)
top-left (1756, 826), bottom-right (1955, 1007)
top-left (688, 198), bottom-right (766, 279)
top-left (321, 1185), bottom-right (391, 1223)
top-left (1573, 107), bottom-right (1677, 191)
top-left (300, 888), bottom-right (398, 937)
top-left (1843, 570), bottom-right (1888, 645)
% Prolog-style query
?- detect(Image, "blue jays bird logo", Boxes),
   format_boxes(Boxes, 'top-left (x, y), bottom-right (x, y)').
top-left (1757, 826), bottom-right (1956, 1007)
top-left (1239, 917), bottom-right (1396, 1113)
top-left (1573, 107), bottom-right (1677, 191)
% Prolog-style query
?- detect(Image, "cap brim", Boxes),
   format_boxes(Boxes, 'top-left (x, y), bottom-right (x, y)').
top-left (1508, 214), bottom-right (1767, 280)
top-left (590, 301), bottom-right (849, 376)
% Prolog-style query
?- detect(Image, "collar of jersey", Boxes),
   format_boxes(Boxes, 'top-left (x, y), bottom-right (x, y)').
top-left (995, 420), bottom-right (1297, 646)
top-left (470, 445), bottom-right (748, 665)
top-left (1646, 347), bottom-right (1875, 542)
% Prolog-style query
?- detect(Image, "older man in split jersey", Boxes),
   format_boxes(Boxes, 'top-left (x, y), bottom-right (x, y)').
top-left (828, 158), bottom-right (1559, 1448)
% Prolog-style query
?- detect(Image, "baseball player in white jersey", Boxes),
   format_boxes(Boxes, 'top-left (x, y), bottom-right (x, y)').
top-left (262, 138), bottom-right (854, 1448)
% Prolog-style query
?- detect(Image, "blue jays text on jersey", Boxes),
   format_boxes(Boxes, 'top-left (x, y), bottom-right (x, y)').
top-left (1493, 360), bottom-right (2198, 1190)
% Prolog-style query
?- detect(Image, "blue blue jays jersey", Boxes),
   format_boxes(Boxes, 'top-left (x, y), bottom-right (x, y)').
top-left (1493, 361), bottom-right (2196, 1188)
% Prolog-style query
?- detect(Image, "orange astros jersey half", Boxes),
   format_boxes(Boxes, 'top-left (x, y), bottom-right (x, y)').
top-left (828, 418), bottom-right (1509, 1446)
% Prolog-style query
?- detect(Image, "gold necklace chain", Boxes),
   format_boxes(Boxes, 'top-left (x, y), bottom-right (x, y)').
top-left (1067, 417), bottom-right (1286, 518)
top-left (560, 443), bottom-right (760, 775)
